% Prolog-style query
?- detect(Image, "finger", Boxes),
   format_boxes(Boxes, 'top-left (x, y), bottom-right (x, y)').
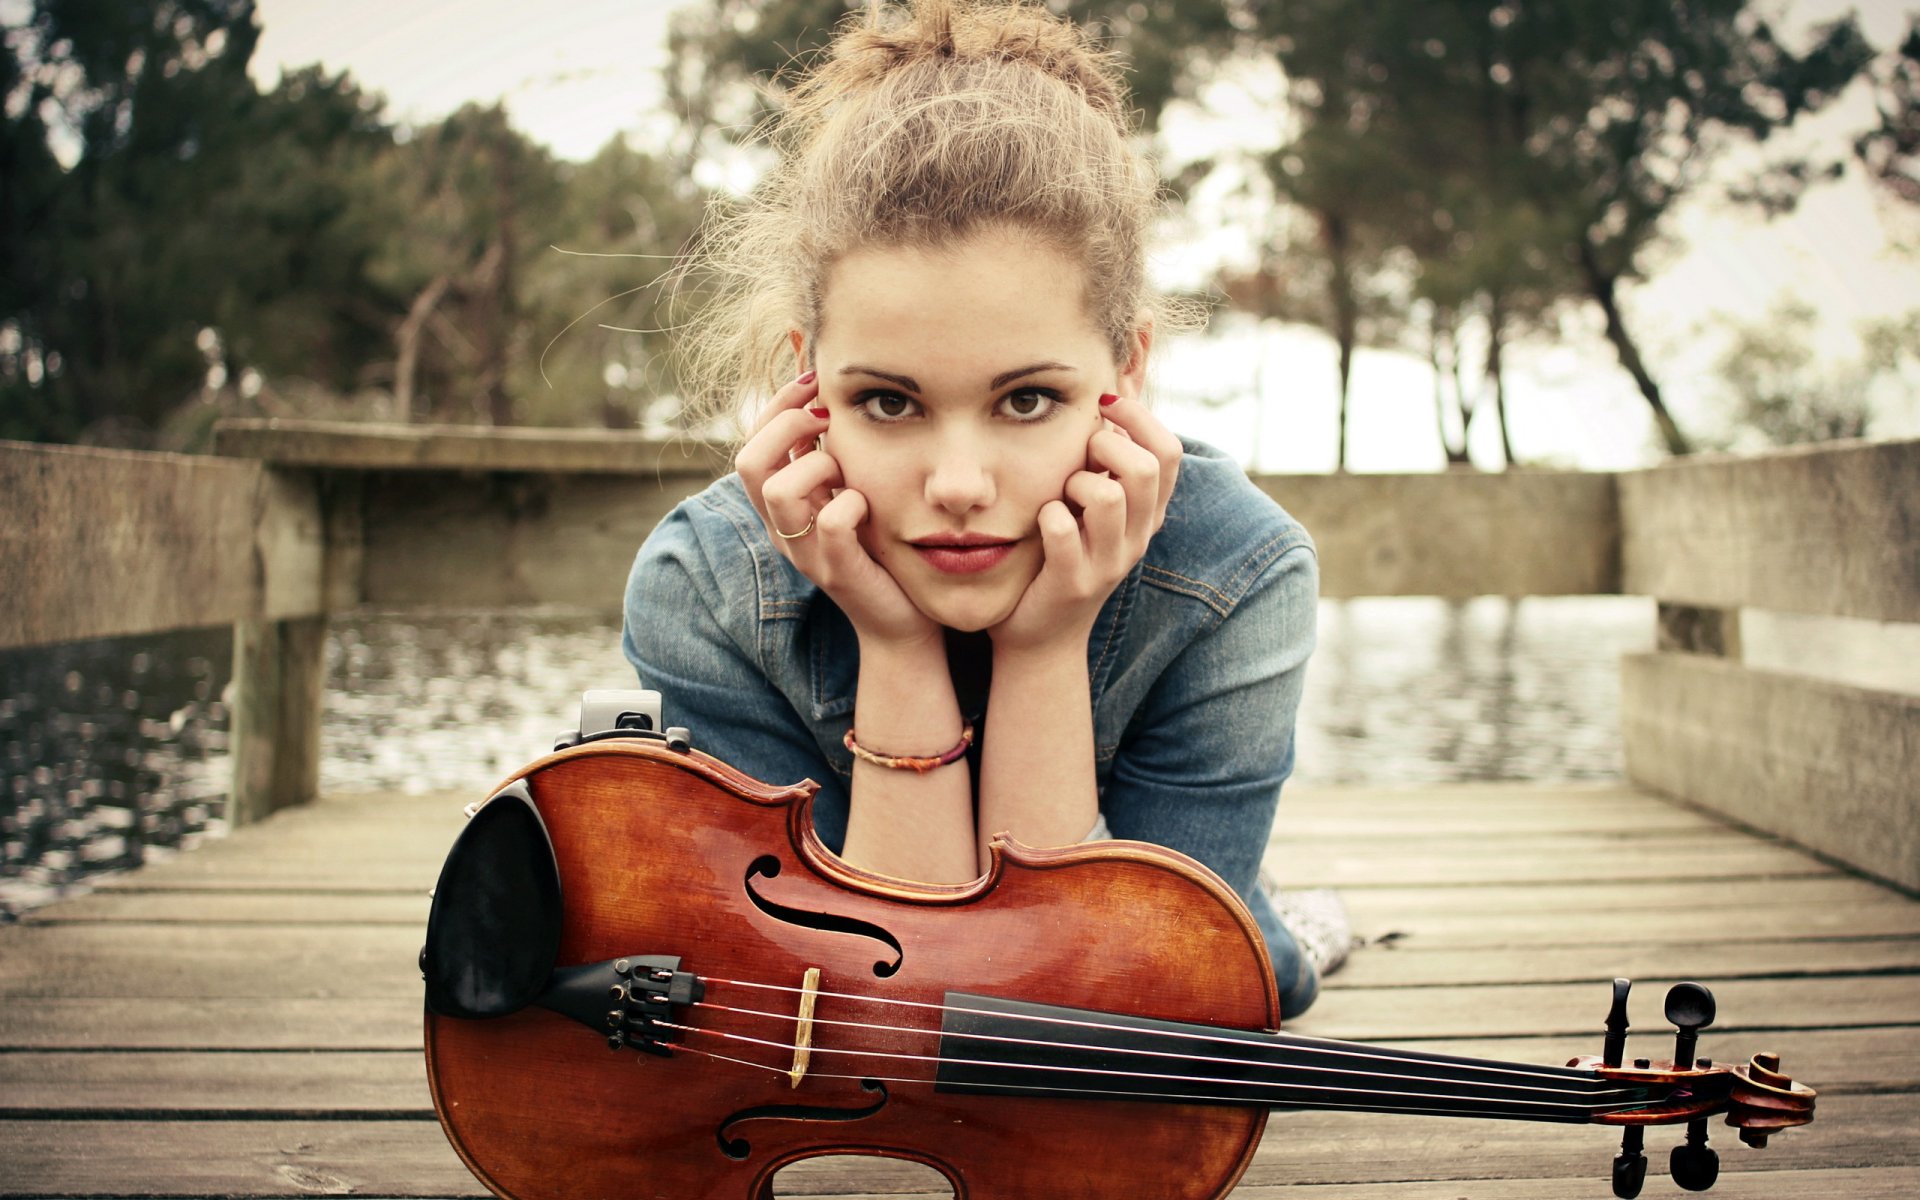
top-left (1034, 497), bottom-right (1086, 579)
top-left (1064, 470), bottom-right (1128, 570)
top-left (1093, 393), bottom-right (1183, 516)
top-left (735, 405), bottom-right (830, 517)
top-left (745, 370), bottom-right (820, 439)
top-left (808, 487), bottom-right (879, 588)
top-left (761, 444), bottom-right (844, 525)
top-left (1086, 428), bottom-right (1161, 547)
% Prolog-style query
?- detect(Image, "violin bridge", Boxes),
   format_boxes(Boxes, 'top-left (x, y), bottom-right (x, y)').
top-left (788, 966), bottom-right (823, 1088)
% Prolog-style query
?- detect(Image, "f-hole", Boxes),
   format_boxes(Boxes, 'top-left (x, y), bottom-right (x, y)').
top-left (717, 1079), bottom-right (889, 1160)
top-left (743, 856), bottom-right (903, 977)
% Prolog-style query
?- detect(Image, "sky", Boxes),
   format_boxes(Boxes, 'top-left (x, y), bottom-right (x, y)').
top-left (249, 0), bottom-right (1920, 473)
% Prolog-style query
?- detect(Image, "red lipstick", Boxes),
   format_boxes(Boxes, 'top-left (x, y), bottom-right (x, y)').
top-left (910, 532), bottom-right (1018, 574)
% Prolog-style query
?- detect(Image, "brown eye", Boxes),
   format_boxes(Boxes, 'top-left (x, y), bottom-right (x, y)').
top-left (1000, 389), bottom-right (1060, 422)
top-left (854, 391), bottom-right (919, 423)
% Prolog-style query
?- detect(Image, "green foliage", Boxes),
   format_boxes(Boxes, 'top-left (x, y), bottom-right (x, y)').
top-left (1855, 15), bottom-right (1920, 209)
top-left (1704, 301), bottom-right (1919, 449)
top-left (1, 0), bottom-right (397, 445)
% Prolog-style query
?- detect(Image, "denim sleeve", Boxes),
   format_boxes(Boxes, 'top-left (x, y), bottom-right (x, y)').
top-left (1098, 541), bottom-right (1318, 902)
top-left (620, 506), bottom-right (846, 811)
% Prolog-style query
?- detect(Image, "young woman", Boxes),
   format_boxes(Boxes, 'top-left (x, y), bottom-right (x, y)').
top-left (623, 0), bottom-right (1330, 1016)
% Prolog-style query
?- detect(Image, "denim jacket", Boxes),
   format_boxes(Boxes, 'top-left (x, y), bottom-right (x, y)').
top-left (621, 436), bottom-right (1319, 917)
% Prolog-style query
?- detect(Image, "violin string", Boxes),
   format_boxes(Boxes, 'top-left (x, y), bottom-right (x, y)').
top-left (698, 975), bottom-right (1608, 1089)
top-left (654, 1020), bottom-right (1654, 1113)
top-left (666, 1042), bottom-right (1616, 1122)
top-left (690, 998), bottom-right (1641, 1102)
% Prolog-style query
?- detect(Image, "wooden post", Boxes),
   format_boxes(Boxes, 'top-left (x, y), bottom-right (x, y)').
top-left (229, 615), bottom-right (329, 824)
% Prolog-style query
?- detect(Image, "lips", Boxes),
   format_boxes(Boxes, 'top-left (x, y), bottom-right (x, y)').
top-left (910, 533), bottom-right (1019, 575)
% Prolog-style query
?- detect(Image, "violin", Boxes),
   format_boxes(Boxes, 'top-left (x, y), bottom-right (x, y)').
top-left (420, 709), bottom-right (1815, 1200)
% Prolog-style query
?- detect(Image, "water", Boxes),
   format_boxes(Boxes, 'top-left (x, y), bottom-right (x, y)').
top-left (1, 596), bottom-right (1652, 915)
top-left (0, 630), bottom-right (232, 917)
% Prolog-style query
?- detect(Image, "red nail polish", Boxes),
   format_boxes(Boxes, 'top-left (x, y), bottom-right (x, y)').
top-left (1099, 392), bottom-right (1119, 406)
top-left (797, 370), bottom-right (817, 386)
top-left (808, 406), bottom-right (829, 419)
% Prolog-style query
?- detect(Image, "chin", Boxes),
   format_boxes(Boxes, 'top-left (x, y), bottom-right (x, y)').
top-left (900, 575), bottom-right (1028, 634)
top-left (916, 594), bottom-right (1019, 634)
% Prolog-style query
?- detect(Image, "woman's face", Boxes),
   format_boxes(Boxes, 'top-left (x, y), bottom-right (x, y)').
top-left (807, 225), bottom-right (1148, 633)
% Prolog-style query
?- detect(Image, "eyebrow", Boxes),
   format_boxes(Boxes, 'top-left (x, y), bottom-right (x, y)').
top-left (837, 362), bottom-right (1077, 393)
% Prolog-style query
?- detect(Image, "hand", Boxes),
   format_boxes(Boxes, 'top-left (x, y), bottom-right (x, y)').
top-left (735, 374), bottom-right (942, 650)
top-left (989, 392), bottom-right (1184, 654)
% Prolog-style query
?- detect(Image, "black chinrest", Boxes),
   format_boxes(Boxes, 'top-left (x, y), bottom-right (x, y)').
top-left (422, 780), bottom-right (563, 1019)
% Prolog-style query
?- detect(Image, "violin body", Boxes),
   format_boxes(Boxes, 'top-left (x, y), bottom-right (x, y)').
top-left (425, 739), bottom-right (1280, 1200)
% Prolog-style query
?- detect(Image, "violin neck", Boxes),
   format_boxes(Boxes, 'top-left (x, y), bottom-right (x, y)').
top-left (934, 993), bottom-right (1663, 1124)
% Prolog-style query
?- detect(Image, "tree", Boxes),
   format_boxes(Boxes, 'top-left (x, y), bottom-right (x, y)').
top-left (1707, 302), bottom-right (1918, 450)
top-left (1, 0), bottom-right (397, 445)
top-left (1855, 15), bottom-right (1920, 210)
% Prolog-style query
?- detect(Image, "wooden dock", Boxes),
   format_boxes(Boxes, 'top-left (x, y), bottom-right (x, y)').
top-left (2, 779), bottom-right (1915, 1198)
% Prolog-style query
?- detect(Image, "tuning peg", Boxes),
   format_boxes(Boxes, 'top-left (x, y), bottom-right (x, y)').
top-left (1602, 978), bottom-right (1632, 1068)
top-left (1612, 1126), bottom-right (1648, 1199)
top-left (1665, 982), bottom-right (1715, 1070)
top-left (1670, 1120), bottom-right (1719, 1191)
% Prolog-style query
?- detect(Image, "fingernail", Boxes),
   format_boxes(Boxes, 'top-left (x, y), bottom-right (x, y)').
top-left (808, 406), bottom-right (829, 419)
top-left (797, 370), bottom-right (817, 386)
top-left (1099, 392), bottom-right (1119, 406)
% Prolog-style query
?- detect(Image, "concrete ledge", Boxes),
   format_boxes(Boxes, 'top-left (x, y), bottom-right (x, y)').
top-left (0, 441), bottom-right (321, 649)
top-left (1623, 651), bottom-right (1920, 893)
top-left (1253, 470), bottom-right (1620, 598)
top-left (213, 419), bottom-right (729, 477)
top-left (1620, 437), bottom-right (1920, 622)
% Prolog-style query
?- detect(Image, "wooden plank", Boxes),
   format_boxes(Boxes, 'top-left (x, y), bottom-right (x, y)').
top-left (23, 889), bottom-right (432, 925)
top-left (1618, 436), bottom-right (1920, 622)
top-left (214, 418), bottom-right (730, 477)
top-left (0, 998), bottom-right (427, 1049)
top-left (1269, 838), bottom-right (1831, 888)
top-left (3, 975), bottom-right (1911, 1053)
top-left (43, 885), bottom-right (1920, 946)
top-left (0, 440), bottom-right (320, 649)
top-left (1288, 975), bottom-right (1920, 1042)
top-left (1219, 1167), bottom-right (1920, 1200)
top-left (1622, 653), bottom-right (1920, 892)
top-left (10, 915), bottom-right (1912, 1001)
top-left (1251, 470), bottom-right (1619, 598)
top-left (0, 1051), bottom-right (429, 1114)
top-left (0, 1093), bottom-right (1909, 1195)
top-left (1343, 900), bottom-right (1920, 948)
top-left (1328, 936), bottom-right (1920, 988)
top-left (1335, 875), bottom-right (1908, 918)
top-left (6, 1027), bottom-right (1910, 1117)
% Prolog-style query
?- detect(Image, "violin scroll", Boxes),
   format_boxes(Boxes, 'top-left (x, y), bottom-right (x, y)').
top-left (1728, 1051), bottom-right (1817, 1147)
top-left (1578, 981), bottom-right (1818, 1198)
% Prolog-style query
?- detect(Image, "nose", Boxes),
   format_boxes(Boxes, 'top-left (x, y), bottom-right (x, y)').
top-left (922, 431), bottom-right (997, 516)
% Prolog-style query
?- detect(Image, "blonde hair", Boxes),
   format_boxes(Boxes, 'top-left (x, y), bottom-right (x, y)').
top-left (672, 0), bottom-right (1196, 438)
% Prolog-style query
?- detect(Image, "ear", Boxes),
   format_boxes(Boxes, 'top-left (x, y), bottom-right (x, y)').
top-left (788, 329), bottom-right (808, 373)
top-left (1118, 311), bottom-right (1154, 400)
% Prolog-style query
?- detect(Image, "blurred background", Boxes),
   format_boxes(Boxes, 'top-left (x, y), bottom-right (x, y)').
top-left (4, 0), bottom-right (1917, 912)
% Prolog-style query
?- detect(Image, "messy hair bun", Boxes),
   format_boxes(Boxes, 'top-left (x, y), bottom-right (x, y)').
top-left (674, 0), bottom-right (1192, 439)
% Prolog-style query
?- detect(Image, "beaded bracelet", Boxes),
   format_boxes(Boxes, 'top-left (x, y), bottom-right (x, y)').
top-left (843, 722), bottom-right (974, 773)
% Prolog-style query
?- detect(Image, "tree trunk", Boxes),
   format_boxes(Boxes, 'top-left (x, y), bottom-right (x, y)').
top-left (1578, 236), bottom-right (1691, 455)
top-left (394, 274), bottom-right (451, 423)
top-left (1429, 306), bottom-right (1471, 465)
top-left (1486, 292), bottom-right (1516, 468)
top-left (1325, 213), bottom-right (1357, 472)
top-left (481, 127), bottom-right (517, 427)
